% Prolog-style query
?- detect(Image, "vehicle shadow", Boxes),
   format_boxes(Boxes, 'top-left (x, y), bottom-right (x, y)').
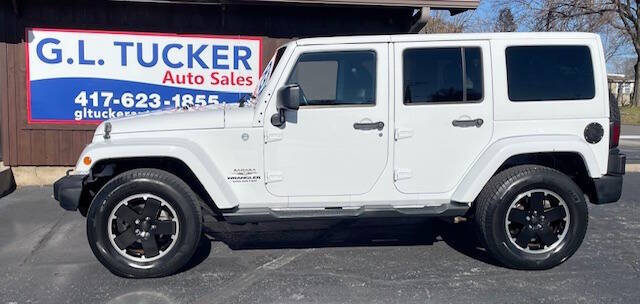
top-left (180, 217), bottom-right (501, 273)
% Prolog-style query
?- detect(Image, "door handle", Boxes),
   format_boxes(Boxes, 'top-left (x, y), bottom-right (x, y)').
top-left (354, 121), bottom-right (385, 131)
top-left (452, 118), bottom-right (484, 128)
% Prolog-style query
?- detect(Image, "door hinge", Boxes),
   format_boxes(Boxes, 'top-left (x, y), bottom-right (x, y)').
top-left (266, 171), bottom-right (283, 183)
top-left (264, 131), bottom-right (283, 143)
top-left (395, 128), bottom-right (413, 140)
top-left (394, 168), bottom-right (412, 181)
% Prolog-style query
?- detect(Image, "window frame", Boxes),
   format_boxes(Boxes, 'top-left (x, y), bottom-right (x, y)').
top-left (401, 46), bottom-right (485, 106)
top-left (505, 45), bottom-right (596, 102)
top-left (286, 50), bottom-right (378, 108)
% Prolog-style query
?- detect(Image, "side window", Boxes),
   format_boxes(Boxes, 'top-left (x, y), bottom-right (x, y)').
top-left (287, 51), bottom-right (376, 106)
top-left (403, 47), bottom-right (483, 104)
top-left (465, 48), bottom-right (483, 101)
top-left (506, 46), bottom-right (595, 101)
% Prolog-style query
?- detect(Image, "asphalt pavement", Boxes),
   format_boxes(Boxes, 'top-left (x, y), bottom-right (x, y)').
top-left (0, 173), bottom-right (639, 304)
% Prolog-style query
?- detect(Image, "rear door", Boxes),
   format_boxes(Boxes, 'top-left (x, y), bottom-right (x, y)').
top-left (393, 40), bottom-right (493, 194)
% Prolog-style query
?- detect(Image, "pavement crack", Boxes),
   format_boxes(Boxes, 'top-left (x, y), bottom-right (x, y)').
top-left (275, 265), bottom-right (637, 287)
top-left (196, 248), bottom-right (313, 304)
top-left (259, 250), bottom-right (308, 270)
top-left (19, 213), bottom-right (67, 266)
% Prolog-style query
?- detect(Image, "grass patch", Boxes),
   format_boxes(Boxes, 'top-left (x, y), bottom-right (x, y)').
top-left (621, 106), bottom-right (640, 125)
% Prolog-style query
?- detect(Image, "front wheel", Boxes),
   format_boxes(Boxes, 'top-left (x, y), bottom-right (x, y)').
top-left (474, 165), bottom-right (588, 270)
top-left (87, 168), bottom-right (202, 278)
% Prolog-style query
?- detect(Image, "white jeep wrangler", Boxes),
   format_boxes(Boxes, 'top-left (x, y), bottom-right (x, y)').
top-left (54, 32), bottom-right (626, 278)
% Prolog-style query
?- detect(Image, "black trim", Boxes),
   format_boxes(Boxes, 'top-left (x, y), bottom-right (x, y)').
top-left (592, 175), bottom-right (623, 204)
top-left (607, 148), bottom-right (626, 175)
top-left (53, 174), bottom-right (86, 211)
top-left (591, 149), bottom-right (626, 204)
top-left (222, 203), bottom-right (469, 224)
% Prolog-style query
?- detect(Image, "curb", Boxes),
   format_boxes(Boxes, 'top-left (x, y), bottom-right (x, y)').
top-left (626, 163), bottom-right (640, 173)
top-left (11, 166), bottom-right (74, 187)
top-left (621, 135), bottom-right (640, 140)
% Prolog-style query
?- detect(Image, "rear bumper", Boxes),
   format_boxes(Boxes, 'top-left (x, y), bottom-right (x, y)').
top-left (591, 150), bottom-right (625, 205)
top-left (592, 175), bottom-right (623, 204)
top-left (53, 174), bottom-right (86, 211)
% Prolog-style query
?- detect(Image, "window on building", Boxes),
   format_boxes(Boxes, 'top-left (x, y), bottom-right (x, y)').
top-left (506, 45), bottom-right (595, 101)
top-left (287, 51), bottom-right (376, 106)
top-left (403, 47), bottom-right (483, 104)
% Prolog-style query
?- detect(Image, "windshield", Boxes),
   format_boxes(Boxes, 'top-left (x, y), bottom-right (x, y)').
top-left (253, 46), bottom-right (287, 102)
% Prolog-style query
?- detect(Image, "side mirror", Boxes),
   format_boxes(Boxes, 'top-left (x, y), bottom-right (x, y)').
top-left (278, 84), bottom-right (302, 111)
top-left (272, 84), bottom-right (303, 127)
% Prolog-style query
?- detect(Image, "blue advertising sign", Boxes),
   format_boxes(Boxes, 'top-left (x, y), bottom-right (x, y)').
top-left (26, 28), bottom-right (262, 124)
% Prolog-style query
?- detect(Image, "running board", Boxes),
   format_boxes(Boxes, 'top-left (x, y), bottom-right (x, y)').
top-left (221, 203), bottom-right (469, 224)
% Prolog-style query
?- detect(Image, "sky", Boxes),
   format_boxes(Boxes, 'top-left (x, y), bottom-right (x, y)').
top-left (439, 0), bottom-right (637, 74)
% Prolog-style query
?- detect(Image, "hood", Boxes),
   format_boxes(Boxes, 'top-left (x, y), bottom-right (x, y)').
top-left (94, 103), bottom-right (255, 136)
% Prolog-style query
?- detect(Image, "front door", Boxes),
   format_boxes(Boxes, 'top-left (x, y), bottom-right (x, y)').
top-left (264, 43), bottom-right (389, 198)
top-left (393, 40), bottom-right (493, 194)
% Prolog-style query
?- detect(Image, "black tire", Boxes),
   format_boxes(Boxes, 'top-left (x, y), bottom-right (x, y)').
top-left (87, 168), bottom-right (202, 278)
top-left (474, 165), bottom-right (588, 270)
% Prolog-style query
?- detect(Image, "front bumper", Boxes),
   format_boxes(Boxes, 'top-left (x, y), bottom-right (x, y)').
top-left (53, 174), bottom-right (87, 211)
top-left (591, 150), bottom-right (626, 205)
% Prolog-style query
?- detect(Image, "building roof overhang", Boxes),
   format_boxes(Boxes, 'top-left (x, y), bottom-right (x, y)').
top-left (110, 0), bottom-right (479, 10)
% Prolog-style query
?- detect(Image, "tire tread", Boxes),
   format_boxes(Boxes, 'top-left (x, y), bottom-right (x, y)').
top-left (87, 168), bottom-right (203, 278)
top-left (474, 165), bottom-right (588, 269)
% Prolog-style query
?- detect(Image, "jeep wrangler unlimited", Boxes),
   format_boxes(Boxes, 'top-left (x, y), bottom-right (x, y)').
top-left (54, 33), bottom-right (625, 278)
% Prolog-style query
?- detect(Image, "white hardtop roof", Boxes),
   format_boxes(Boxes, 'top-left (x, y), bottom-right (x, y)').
top-left (293, 32), bottom-right (600, 46)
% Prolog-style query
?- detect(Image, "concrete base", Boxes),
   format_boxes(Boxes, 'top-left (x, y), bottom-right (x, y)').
top-left (11, 166), bottom-right (73, 186)
top-left (0, 163), bottom-right (16, 198)
top-left (627, 163), bottom-right (640, 173)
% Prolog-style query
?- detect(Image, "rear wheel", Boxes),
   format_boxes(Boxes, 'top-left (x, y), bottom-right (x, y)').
top-left (475, 165), bottom-right (588, 269)
top-left (87, 168), bottom-right (202, 278)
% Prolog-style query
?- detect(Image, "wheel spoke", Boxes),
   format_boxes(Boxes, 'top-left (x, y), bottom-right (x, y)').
top-left (537, 227), bottom-right (559, 246)
top-left (141, 199), bottom-right (161, 219)
top-left (153, 220), bottom-right (177, 235)
top-left (508, 209), bottom-right (529, 225)
top-left (114, 205), bottom-right (139, 223)
top-left (114, 228), bottom-right (138, 250)
top-left (142, 238), bottom-right (159, 257)
top-left (544, 206), bottom-right (566, 222)
top-left (515, 226), bottom-right (536, 248)
top-left (528, 192), bottom-right (546, 213)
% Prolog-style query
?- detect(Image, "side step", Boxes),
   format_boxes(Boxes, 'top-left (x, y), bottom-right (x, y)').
top-left (222, 203), bottom-right (469, 224)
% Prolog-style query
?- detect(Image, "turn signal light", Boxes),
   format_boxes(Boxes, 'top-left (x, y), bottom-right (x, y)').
top-left (610, 121), bottom-right (621, 148)
top-left (83, 156), bottom-right (92, 165)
